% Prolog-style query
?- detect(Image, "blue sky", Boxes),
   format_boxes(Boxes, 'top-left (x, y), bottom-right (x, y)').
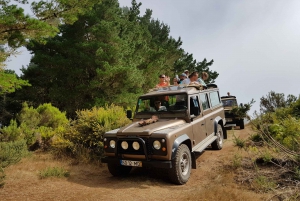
top-left (6, 0), bottom-right (300, 116)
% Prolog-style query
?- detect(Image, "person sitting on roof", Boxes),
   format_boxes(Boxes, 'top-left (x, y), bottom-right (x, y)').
top-left (155, 74), bottom-right (170, 88)
top-left (197, 72), bottom-right (209, 87)
top-left (149, 100), bottom-right (167, 112)
top-left (181, 71), bottom-right (199, 85)
top-left (173, 73), bottom-right (187, 86)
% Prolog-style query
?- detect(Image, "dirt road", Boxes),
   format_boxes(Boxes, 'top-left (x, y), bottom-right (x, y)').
top-left (1, 125), bottom-right (273, 201)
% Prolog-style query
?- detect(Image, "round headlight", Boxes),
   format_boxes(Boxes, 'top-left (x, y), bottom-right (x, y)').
top-left (153, 140), bottom-right (161, 150)
top-left (132, 141), bottom-right (140, 150)
top-left (110, 140), bottom-right (116, 148)
top-left (121, 141), bottom-right (129, 150)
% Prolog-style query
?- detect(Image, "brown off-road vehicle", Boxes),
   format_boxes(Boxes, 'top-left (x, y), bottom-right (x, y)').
top-left (221, 95), bottom-right (245, 129)
top-left (101, 84), bottom-right (227, 184)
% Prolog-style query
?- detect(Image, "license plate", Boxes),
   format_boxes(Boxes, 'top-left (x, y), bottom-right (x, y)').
top-left (226, 118), bottom-right (232, 122)
top-left (120, 160), bottom-right (142, 167)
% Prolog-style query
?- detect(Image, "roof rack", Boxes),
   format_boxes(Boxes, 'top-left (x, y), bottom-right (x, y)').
top-left (221, 95), bottom-right (236, 99)
top-left (149, 83), bottom-right (218, 92)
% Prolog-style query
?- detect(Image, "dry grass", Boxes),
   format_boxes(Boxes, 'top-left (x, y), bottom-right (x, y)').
top-left (1, 125), bottom-right (295, 201)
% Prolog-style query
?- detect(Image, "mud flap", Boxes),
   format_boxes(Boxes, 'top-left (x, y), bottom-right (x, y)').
top-left (191, 152), bottom-right (196, 169)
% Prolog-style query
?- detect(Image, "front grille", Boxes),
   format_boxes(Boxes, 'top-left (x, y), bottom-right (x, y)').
top-left (117, 137), bottom-right (150, 155)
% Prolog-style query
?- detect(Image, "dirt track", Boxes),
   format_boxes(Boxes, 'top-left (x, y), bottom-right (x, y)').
top-left (1, 125), bottom-right (273, 201)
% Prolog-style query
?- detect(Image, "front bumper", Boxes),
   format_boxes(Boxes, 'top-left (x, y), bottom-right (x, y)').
top-left (101, 156), bottom-right (172, 169)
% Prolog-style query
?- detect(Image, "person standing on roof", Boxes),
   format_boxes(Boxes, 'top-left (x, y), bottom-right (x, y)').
top-left (181, 71), bottom-right (199, 85)
top-left (156, 74), bottom-right (170, 88)
top-left (197, 72), bottom-right (209, 87)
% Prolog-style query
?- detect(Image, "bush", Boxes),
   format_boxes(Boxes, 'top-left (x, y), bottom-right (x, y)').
top-left (39, 167), bottom-right (70, 179)
top-left (7, 102), bottom-right (69, 149)
top-left (0, 119), bottom-right (21, 142)
top-left (0, 139), bottom-right (29, 169)
top-left (0, 140), bottom-right (29, 187)
top-left (52, 104), bottom-right (131, 161)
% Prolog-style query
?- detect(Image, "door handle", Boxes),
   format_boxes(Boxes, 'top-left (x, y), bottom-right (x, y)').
top-left (201, 123), bottom-right (205, 126)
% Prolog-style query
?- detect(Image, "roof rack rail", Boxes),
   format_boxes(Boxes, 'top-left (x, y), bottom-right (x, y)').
top-left (206, 84), bottom-right (218, 89)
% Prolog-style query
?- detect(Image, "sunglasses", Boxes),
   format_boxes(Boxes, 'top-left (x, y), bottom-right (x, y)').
top-left (160, 77), bottom-right (165, 78)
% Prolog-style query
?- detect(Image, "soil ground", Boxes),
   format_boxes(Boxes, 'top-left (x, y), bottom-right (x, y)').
top-left (1, 125), bottom-right (276, 201)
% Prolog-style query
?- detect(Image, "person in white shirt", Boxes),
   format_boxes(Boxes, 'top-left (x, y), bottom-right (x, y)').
top-left (181, 71), bottom-right (199, 85)
top-left (149, 100), bottom-right (167, 111)
top-left (197, 72), bottom-right (209, 87)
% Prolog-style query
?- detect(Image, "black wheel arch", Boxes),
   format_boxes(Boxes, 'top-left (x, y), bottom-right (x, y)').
top-left (171, 134), bottom-right (196, 169)
top-left (214, 117), bottom-right (227, 139)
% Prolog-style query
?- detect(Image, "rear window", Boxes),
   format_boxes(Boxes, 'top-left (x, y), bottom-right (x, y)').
top-left (209, 91), bottom-right (221, 107)
top-left (221, 99), bottom-right (237, 107)
top-left (200, 93), bottom-right (210, 110)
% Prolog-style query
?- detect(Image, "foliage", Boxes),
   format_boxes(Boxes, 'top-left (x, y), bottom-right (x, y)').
top-left (260, 91), bottom-right (298, 113)
top-left (0, 69), bottom-right (30, 95)
top-left (232, 133), bottom-right (247, 150)
top-left (0, 139), bottom-right (29, 187)
top-left (230, 99), bottom-right (255, 119)
top-left (251, 175), bottom-right (276, 193)
top-left (0, 139), bottom-right (28, 168)
top-left (13, 0), bottom-right (218, 118)
top-left (52, 104), bottom-right (131, 160)
top-left (39, 166), bottom-right (70, 179)
top-left (0, 0), bottom-right (99, 54)
top-left (1, 102), bottom-right (68, 150)
top-left (173, 54), bottom-right (218, 84)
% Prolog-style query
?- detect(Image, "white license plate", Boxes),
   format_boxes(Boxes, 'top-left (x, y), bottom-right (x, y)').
top-left (120, 160), bottom-right (142, 167)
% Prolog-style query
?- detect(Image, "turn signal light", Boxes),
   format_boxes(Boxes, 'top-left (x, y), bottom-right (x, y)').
top-left (162, 147), bottom-right (166, 152)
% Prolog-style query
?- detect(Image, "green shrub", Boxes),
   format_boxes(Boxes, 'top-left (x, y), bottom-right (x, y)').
top-left (39, 167), bottom-right (70, 179)
top-left (0, 139), bottom-right (29, 168)
top-left (249, 133), bottom-right (263, 142)
top-left (232, 133), bottom-right (246, 150)
top-left (52, 104), bottom-right (131, 161)
top-left (0, 119), bottom-right (21, 142)
top-left (252, 175), bottom-right (276, 192)
top-left (36, 103), bottom-right (68, 128)
top-left (232, 153), bottom-right (242, 169)
top-left (0, 140), bottom-right (29, 187)
top-left (15, 102), bottom-right (68, 148)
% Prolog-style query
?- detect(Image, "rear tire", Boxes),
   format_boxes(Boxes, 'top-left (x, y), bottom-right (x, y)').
top-left (168, 144), bottom-right (191, 185)
top-left (107, 163), bottom-right (132, 176)
top-left (240, 119), bottom-right (245, 129)
top-left (211, 124), bottom-right (224, 150)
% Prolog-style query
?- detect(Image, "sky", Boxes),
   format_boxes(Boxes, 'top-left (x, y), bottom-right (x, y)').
top-left (6, 0), bottom-right (300, 117)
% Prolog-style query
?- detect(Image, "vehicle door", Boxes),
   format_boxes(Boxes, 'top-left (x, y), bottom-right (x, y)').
top-left (199, 93), bottom-right (212, 135)
top-left (206, 90), bottom-right (222, 135)
top-left (189, 95), bottom-right (207, 145)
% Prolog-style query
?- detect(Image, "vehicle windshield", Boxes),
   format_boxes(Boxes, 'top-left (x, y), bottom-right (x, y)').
top-left (136, 94), bottom-right (187, 113)
top-left (221, 99), bottom-right (237, 107)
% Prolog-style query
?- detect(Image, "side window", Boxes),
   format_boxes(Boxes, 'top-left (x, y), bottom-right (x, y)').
top-left (200, 93), bottom-right (210, 110)
top-left (190, 96), bottom-right (200, 116)
top-left (209, 91), bottom-right (221, 107)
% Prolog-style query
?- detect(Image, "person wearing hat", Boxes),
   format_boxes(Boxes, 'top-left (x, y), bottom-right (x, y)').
top-left (173, 73), bottom-right (187, 85)
top-left (184, 70), bottom-right (189, 77)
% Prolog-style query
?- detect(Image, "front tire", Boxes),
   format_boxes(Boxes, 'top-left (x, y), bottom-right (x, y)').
top-left (107, 163), bottom-right (132, 176)
top-left (168, 144), bottom-right (191, 185)
top-left (211, 124), bottom-right (224, 150)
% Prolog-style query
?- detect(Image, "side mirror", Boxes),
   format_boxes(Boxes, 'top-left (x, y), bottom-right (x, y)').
top-left (126, 110), bottom-right (132, 119)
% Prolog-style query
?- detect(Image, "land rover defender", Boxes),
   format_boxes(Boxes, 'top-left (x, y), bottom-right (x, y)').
top-left (101, 84), bottom-right (227, 184)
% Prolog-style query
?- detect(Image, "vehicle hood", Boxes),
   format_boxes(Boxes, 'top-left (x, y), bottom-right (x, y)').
top-left (117, 119), bottom-right (186, 136)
